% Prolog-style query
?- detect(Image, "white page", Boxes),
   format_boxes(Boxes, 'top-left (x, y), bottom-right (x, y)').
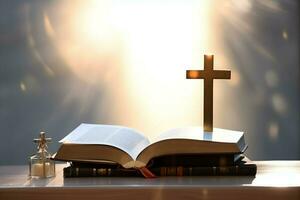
top-left (153, 127), bottom-right (243, 144)
top-left (60, 123), bottom-right (150, 160)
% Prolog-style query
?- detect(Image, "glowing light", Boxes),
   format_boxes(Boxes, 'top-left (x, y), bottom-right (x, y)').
top-left (282, 30), bottom-right (288, 40)
top-left (258, 1), bottom-right (282, 12)
top-left (41, 0), bottom-right (218, 138)
top-left (233, 0), bottom-right (252, 13)
top-left (228, 70), bottom-right (241, 87)
top-left (71, 0), bottom-right (116, 46)
top-left (268, 121), bottom-right (279, 141)
top-left (271, 93), bottom-right (287, 115)
top-left (252, 162), bottom-right (300, 187)
top-left (44, 13), bottom-right (55, 38)
top-left (116, 1), bottom-right (213, 136)
top-left (26, 14), bottom-right (55, 77)
top-left (187, 71), bottom-right (201, 79)
top-left (20, 82), bottom-right (27, 92)
top-left (19, 76), bottom-right (39, 93)
top-left (48, 0), bottom-right (122, 84)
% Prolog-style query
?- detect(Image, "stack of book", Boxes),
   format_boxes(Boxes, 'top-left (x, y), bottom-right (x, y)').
top-left (54, 123), bottom-right (257, 178)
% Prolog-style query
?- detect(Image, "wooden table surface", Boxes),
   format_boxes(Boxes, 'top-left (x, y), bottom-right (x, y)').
top-left (0, 161), bottom-right (300, 200)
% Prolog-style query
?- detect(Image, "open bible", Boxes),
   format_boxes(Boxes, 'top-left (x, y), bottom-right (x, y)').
top-left (54, 123), bottom-right (247, 169)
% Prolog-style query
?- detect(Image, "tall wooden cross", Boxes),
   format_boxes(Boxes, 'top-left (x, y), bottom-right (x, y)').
top-left (186, 55), bottom-right (231, 132)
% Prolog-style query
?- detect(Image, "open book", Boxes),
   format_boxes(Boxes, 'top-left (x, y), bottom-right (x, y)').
top-left (54, 123), bottom-right (247, 168)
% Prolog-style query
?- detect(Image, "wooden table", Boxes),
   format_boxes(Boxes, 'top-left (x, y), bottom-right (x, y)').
top-left (0, 161), bottom-right (299, 200)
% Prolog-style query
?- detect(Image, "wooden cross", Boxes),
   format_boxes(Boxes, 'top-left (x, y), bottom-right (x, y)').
top-left (186, 55), bottom-right (231, 132)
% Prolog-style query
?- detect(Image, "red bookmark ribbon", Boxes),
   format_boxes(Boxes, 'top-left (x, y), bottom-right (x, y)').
top-left (137, 167), bottom-right (157, 178)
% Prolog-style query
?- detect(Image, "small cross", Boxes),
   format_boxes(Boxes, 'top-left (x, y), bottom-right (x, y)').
top-left (34, 132), bottom-right (52, 151)
top-left (186, 55), bottom-right (231, 132)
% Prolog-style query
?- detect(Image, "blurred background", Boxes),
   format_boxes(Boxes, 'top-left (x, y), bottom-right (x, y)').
top-left (0, 0), bottom-right (299, 165)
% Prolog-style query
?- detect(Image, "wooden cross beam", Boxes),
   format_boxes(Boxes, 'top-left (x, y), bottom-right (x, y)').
top-left (186, 55), bottom-right (231, 132)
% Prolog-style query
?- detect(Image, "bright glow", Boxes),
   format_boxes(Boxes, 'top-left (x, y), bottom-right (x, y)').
top-left (282, 30), bottom-right (288, 40)
top-left (21, 0), bottom-right (298, 160)
top-left (251, 162), bottom-right (300, 187)
top-left (20, 82), bottom-right (27, 92)
top-left (109, 1), bottom-right (213, 137)
top-left (268, 121), bottom-right (279, 141)
top-left (233, 0), bottom-right (252, 13)
top-left (271, 93), bottom-right (288, 115)
top-left (49, 0), bottom-right (123, 85)
top-left (74, 1), bottom-right (115, 45)
top-left (43, 13), bottom-right (55, 38)
top-left (44, 0), bottom-right (216, 139)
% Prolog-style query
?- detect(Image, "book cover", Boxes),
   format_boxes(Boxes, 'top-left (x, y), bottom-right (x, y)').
top-left (63, 156), bottom-right (256, 177)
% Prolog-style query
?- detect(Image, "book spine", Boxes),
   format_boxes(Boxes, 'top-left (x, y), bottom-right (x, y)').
top-left (64, 165), bottom-right (256, 177)
top-left (64, 167), bottom-right (142, 177)
top-left (151, 165), bottom-right (257, 176)
top-left (149, 154), bottom-right (237, 167)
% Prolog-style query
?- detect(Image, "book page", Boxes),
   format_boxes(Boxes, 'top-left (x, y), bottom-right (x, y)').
top-left (135, 127), bottom-right (245, 167)
top-left (60, 123), bottom-right (150, 160)
top-left (153, 127), bottom-right (243, 144)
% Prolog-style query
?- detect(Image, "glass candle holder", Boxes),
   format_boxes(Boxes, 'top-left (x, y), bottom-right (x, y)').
top-left (29, 132), bottom-right (55, 178)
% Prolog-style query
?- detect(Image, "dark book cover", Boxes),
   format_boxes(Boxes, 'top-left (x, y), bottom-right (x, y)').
top-left (69, 153), bottom-right (244, 169)
top-left (149, 153), bottom-right (243, 167)
top-left (64, 156), bottom-right (256, 177)
top-left (63, 164), bottom-right (256, 177)
top-left (64, 166), bottom-right (140, 177)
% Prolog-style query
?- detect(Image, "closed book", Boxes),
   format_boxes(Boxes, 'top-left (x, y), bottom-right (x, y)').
top-left (70, 154), bottom-right (243, 169)
top-left (64, 163), bottom-right (256, 177)
top-left (151, 164), bottom-right (257, 176)
top-left (64, 166), bottom-right (140, 177)
top-left (149, 154), bottom-right (243, 167)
